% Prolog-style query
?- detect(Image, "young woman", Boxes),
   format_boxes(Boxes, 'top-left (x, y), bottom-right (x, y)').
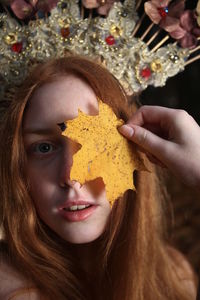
top-left (0, 56), bottom-right (197, 300)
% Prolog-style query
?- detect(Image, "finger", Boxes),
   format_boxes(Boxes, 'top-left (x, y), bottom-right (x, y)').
top-left (119, 124), bottom-right (171, 160)
top-left (128, 105), bottom-right (177, 127)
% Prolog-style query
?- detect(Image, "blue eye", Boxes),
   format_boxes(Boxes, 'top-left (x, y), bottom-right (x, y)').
top-left (35, 143), bottom-right (54, 153)
top-left (26, 141), bottom-right (62, 158)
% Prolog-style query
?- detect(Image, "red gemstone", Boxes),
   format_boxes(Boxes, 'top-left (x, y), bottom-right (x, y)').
top-left (11, 42), bottom-right (23, 53)
top-left (60, 27), bottom-right (70, 38)
top-left (140, 67), bottom-right (151, 79)
top-left (158, 7), bottom-right (168, 18)
top-left (105, 35), bottom-right (115, 46)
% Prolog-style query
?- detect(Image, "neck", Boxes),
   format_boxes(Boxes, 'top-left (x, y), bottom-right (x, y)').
top-left (69, 239), bottom-right (102, 275)
top-left (67, 237), bottom-right (110, 300)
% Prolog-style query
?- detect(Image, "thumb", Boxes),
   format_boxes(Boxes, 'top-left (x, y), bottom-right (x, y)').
top-left (119, 124), bottom-right (170, 159)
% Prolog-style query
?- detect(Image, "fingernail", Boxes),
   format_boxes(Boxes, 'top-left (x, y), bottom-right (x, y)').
top-left (119, 125), bottom-right (134, 138)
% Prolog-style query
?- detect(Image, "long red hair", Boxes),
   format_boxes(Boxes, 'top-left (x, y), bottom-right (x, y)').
top-left (0, 56), bottom-right (193, 299)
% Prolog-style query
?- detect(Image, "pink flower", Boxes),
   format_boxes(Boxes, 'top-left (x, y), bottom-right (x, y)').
top-left (10, 0), bottom-right (34, 19)
top-left (82, 0), bottom-right (99, 9)
top-left (145, 0), bottom-right (186, 32)
top-left (97, 0), bottom-right (117, 16)
top-left (145, 0), bottom-right (200, 48)
top-left (160, 8), bottom-right (200, 49)
top-left (82, 0), bottom-right (117, 16)
top-left (10, 0), bottom-right (58, 20)
top-left (144, 0), bottom-right (172, 25)
top-left (176, 10), bottom-right (200, 48)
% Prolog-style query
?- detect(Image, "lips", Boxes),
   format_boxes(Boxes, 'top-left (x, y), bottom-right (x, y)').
top-left (58, 200), bottom-right (98, 222)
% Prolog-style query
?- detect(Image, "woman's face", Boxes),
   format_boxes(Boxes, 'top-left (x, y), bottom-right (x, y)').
top-left (23, 75), bottom-right (111, 244)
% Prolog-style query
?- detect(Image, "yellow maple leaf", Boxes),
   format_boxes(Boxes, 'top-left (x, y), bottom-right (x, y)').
top-left (62, 100), bottom-right (143, 206)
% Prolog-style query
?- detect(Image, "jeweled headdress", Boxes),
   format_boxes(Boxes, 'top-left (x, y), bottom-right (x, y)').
top-left (0, 0), bottom-right (199, 101)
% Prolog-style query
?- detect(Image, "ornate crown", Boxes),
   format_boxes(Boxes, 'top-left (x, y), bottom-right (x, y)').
top-left (0, 0), bottom-right (199, 101)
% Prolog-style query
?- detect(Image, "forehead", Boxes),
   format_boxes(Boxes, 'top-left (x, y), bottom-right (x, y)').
top-left (23, 75), bottom-right (99, 130)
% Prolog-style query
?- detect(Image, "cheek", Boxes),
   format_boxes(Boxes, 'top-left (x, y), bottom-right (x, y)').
top-left (26, 166), bottom-right (53, 211)
top-left (29, 181), bottom-right (55, 227)
top-left (25, 155), bottom-right (60, 191)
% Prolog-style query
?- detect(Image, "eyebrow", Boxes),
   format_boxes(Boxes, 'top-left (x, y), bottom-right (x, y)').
top-left (23, 127), bottom-right (58, 135)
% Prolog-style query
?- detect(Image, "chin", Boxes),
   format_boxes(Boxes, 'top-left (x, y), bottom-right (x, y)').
top-left (68, 237), bottom-right (99, 244)
top-left (61, 227), bottom-right (106, 244)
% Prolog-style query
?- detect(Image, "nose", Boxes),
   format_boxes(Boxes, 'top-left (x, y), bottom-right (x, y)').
top-left (59, 138), bottom-right (81, 188)
top-left (60, 180), bottom-right (82, 200)
top-left (60, 179), bottom-right (81, 189)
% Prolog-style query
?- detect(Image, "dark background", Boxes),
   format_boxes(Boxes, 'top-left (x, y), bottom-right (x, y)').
top-left (141, 60), bottom-right (200, 125)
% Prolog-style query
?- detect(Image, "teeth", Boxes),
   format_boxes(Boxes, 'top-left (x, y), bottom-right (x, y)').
top-left (69, 205), bottom-right (78, 211)
top-left (67, 204), bottom-right (91, 211)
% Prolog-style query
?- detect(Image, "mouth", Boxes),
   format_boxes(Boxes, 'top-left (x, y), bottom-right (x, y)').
top-left (63, 204), bottom-right (92, 212)
top-left (58, 201), bottom-right (97, 222)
